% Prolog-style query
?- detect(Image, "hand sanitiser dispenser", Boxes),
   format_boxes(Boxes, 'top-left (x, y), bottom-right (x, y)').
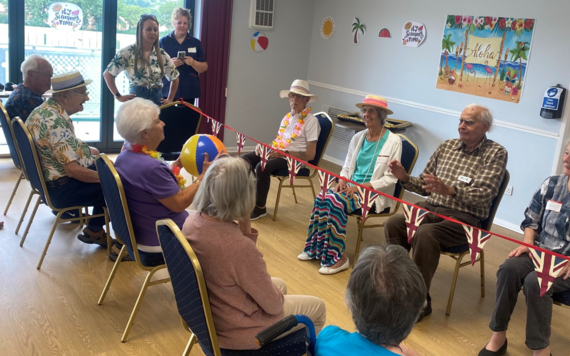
top-left (540, 84), bottom-right (566, 119)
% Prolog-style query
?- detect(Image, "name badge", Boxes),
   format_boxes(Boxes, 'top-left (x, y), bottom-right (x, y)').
top-left (458, 175), bottom-right (472, 184)
top-left (546, 200), bottom-right (562, 213)
top-left (188, 47), bottom-right (197, 53)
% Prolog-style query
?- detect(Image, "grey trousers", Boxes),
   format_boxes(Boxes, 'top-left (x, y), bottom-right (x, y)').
top-left (489, 254), bottom-right (570, 350)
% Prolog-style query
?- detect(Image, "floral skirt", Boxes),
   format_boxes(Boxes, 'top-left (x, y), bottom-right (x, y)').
top-left (303, 189), bottom-right (361, 267)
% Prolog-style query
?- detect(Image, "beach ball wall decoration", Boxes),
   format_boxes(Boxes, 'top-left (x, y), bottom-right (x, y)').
top-left (379, 28), bottom-right (391, 38)
top-left (251, 31), bottom-right (269, 53)
top-left (351, 17), bottom-right (366, 44)
top-left (321, 17), bottom-right (335, 39)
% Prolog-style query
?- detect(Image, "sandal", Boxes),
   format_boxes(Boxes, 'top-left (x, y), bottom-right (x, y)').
top-left (77, 228), bottom-right (108, 247)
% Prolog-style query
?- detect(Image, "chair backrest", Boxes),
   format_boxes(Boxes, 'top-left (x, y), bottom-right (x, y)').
top-left (309, 112), bottom-right (335, 167)
top-left (480, 170), bottom-right (510, 231)
top-left (95, 154), bottom-right (146, 266)
top-left (11, 117), bottom-right (50, 206)
top-left (156, 101), bottom-right (202, 160)
top-left (0, 101), bottom-right (22, 169)
top-left (156, 219), bottom-right (221, 356)
top-left (393, 134), bottom-right (419, 200)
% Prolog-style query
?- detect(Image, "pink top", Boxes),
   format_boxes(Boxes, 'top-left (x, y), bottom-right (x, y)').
top-left (182, 212), bottom-right (285, 350)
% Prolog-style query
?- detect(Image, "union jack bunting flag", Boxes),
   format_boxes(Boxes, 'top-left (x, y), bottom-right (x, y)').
top-left (402, 204), bottom-right (429, 244)
top-left (357, 186), bottom-right (379, 223)
top-left (462, 225), bottom-right (492, 266)
top-left (318, 171), bottom-right (336, 202)
top-left (211, 120), bottom-right (223, 137)
top-left (236, 133), bottom-right (247, 155)
top-left (286, 156), bottom-right (303, 185)
top-left (260, 146), bottom-right (272, 171)
top-left (530, 249), bottom-right (569, 297)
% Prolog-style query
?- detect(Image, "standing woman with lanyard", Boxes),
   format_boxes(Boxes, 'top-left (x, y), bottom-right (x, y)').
top-left (160, 7), bottom-right (207, 105)
top-left (103, 14), bottom-right (180, 106)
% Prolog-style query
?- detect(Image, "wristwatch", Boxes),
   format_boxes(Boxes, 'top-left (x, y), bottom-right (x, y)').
top-left (114, 92), bottom-right (122, 98)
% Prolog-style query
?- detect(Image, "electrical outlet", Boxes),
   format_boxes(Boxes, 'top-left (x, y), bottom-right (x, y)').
top-left (505, 185), bottom-right (513, 196)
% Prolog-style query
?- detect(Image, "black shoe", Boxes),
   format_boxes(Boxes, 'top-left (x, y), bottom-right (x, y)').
top-left (250, 206), bottom-right (267, 221)
top-left (52, 209), bottom-right (81, 224)
top-left (478, 339), bottom-right (507, 356)
top-left (416, 298), bottom-right (432, 323)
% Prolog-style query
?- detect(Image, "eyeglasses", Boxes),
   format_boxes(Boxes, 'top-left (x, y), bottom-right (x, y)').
top-left (458, 118), bottom-right (476, 126)
top-left (71, 90), bottom-right (89, 98)
top-left (288, 93), bottom-right (305, 100)
top-left (360, 107), bottom-right (379, 115)
top-left (31, 70), bottom-right (53, 79)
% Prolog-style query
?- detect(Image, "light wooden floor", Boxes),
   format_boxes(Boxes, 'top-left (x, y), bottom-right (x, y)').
top-left (1, 157), bottom-right (569, 356)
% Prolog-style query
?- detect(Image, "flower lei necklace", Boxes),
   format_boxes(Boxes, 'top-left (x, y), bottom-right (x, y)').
top-left (131, 144), bottom-right (187, 190)
top-left (272, 107), bottom-right (311, 150)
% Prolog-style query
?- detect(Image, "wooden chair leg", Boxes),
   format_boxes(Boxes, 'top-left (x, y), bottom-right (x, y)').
top-left (37, 210), bottom-right (62, 270)
top-left (20, 196), bottom-right (41, 247)
top-left (480, 250), bottom-right (485, 298)
top-left (352, 218), bottom-right (365, 267)
top-left (272, 178), bottom-right (286, 221)
top-left (4, 175), bottom-right (23, 216)
top-left (445, 253), bottom-right (465, 316)
top-left (98, 245), bottom-right (127, 305)
top-left (182, 333), bottom-right (197, 356)
top-left (16, 190), bottom-right (34, 234)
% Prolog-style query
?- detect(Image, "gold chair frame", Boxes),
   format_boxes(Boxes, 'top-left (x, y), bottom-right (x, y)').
top-left (156, 219), bottom-right (223, 356)
top-left (11, 117), bottom-right (110, 269)
top-left (95, 154), bottom-right (170, 343)
top-left (441, 170), bottom-right (510, 316)
top-left (271, 111), bottom-right (335, 221)
top-left (349, 133), bottom-right (419, 267)
top-left (1, 102), bottom-right (28, 218)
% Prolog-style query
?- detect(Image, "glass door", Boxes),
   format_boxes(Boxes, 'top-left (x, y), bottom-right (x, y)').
top-left (0, 0), bottom-right (9, 155)
top-left (24, 0), bottom-right (104, 145)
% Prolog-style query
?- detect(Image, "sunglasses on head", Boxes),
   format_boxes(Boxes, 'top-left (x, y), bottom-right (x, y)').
top-left (140, 14), bottom-right (157, 20)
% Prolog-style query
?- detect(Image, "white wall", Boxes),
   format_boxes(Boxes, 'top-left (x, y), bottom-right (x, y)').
top-left (224, 0), bottom-right (315, 147)
top-left (305, 0), bottom-right (570, 229)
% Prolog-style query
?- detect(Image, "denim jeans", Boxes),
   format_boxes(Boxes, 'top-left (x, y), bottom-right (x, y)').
top-left (130, 86), bottom-right (162, 106)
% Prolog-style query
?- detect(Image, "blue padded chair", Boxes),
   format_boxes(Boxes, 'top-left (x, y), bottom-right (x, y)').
top-left (156, 101), bottom-right (202, 161)
top-left (348, 134), bottom-right (419, 267)
top-left (95, 154), bottom-right (170, 342)
top-left (0, 102), bottom-right (28, 218)
top-left (440, 170), bottom-right (510, 315)
top-left (156, 219), bottom-right (313, 356)
top-left (11, 117), bottom-right (109, 269)
top-left (270, 111), bottom-right (335, 221)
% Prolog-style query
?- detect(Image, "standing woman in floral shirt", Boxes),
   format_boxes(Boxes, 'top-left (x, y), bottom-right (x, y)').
top-left (103, 14), bottom-right (179, 106)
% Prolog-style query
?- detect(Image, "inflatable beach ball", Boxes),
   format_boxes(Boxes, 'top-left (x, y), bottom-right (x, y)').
top-left (251, 31), bottom-right (269, 53)
top-left (181, 134), bottom-right (227, 177)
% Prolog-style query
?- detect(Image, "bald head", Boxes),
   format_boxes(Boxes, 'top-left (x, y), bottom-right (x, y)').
top-left (21, 55), bottom-right (53, 95)
top-left (458, 104), bottom-right (492, 150)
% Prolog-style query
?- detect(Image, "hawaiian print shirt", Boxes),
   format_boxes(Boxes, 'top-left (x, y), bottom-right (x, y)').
top-left (106, 44), bottom-right (179, 88)
top-left (4, 84), bottom-right (44, 122)
top-left (26, 98), bottom-right (94, 181)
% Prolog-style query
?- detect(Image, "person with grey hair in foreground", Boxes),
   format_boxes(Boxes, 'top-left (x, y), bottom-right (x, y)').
top-left (182, 156), bottom-right (326, 350)
top-left (114, 97), bottom-right (209, 262)
top-left (5, 54), bottom-right (53, 122)
top-left (384, 103), bottom-right (508, 322)
top-left (314, 245), bottom-right (424, 355)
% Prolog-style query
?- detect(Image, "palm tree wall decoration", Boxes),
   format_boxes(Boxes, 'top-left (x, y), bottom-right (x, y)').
top-left (509, 41), bottom-right (530, 88)
top-left (352, 17), bottom-right (366, 44)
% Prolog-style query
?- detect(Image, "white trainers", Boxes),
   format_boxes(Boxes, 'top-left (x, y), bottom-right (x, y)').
top-left (319, 258), bottom-right (350, 275)
top-left (297, 252), bottom-right (311, 261)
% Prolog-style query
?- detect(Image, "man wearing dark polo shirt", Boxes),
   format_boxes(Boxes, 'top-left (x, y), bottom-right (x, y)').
top-left (5, 54), bottom-right (53, 122)
top-left (160, 7), bottom-right (208, 104)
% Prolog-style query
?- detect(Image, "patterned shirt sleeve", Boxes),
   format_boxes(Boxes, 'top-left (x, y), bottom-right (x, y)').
top-left (521, 177), bottom-right (552, 232)
top-left (106, 47), bottom-right (129, 77)
top-left (162, 49), bottom-right (180, 81)
top-left (452, 147), bottom-right (508, 209)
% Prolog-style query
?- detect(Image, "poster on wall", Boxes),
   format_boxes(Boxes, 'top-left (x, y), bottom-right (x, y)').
top-left (321, 17), bottom-right (335, 39)
top-left (436, 15), bottom-right (535, 104)
top-left (47, 3), bottom-right (84, 31)
top-left (402, 21), bottom-right (426, 47)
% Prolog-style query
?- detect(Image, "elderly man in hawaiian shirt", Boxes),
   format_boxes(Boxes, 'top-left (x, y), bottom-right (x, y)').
top-left (5, 55), bottom-right (53, 122)
top-left (26, 71), bottom-right (109, 247)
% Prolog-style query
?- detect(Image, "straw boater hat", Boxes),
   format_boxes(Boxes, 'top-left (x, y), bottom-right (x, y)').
top-left (46, 71), bottom-right (93, 94)
top-left (355, 94), bottom-right (393, 115)
top-left (279, 79), bottom-right (318, 103)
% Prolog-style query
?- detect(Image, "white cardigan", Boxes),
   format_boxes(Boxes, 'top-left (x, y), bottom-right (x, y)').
top-left (340, 130), bottom-right (402, 213)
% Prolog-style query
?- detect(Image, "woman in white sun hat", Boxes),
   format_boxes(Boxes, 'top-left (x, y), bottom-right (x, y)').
top-left (241, 79), bottom-right (321, 220)
top-left (299, 95), bottom-right (402, 275)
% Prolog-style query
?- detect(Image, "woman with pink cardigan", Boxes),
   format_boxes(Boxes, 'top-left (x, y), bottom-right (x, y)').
top-left (182, 155), bottom-right (326, 350)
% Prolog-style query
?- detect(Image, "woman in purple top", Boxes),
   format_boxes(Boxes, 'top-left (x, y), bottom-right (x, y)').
top-left (114, 98), bottom-right (210, 258)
